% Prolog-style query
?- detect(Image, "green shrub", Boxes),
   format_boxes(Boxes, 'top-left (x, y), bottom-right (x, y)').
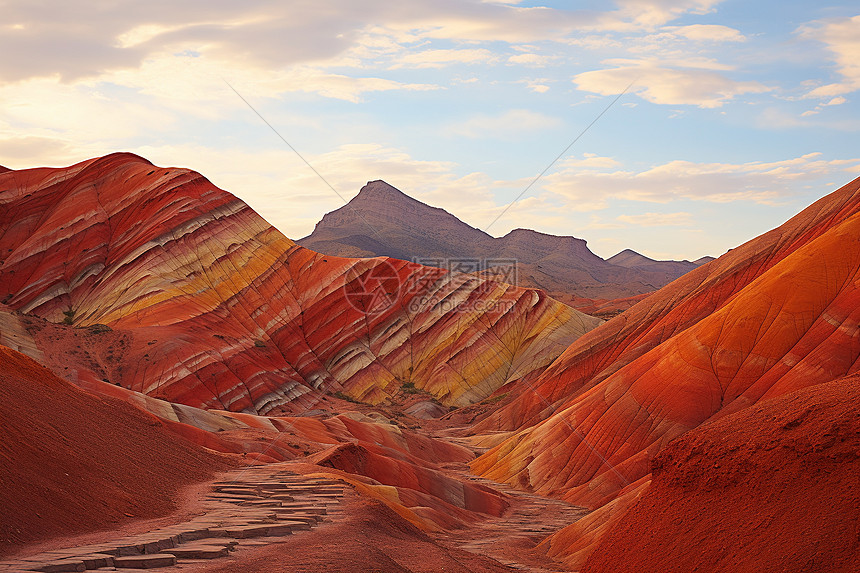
top-left (401, 381), bottom-right (422, 394)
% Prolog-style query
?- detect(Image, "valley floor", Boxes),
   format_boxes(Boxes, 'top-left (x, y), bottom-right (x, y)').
top-left (1, 420), bottom-right (588, 573)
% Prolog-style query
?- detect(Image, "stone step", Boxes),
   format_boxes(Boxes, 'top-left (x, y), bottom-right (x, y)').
top-left (207, 494), bottom-right (265, 502)
top-left (209, 523), bottom-right (296, 539)
top-left (193, 539), bottom-right (238, 550)
top-left (110, 534), bottom-right (179, 557)
top-left (113, 554), bottom-right (177, 569)
top-left (240, 519), bottom-right (311, 531)
top-left (80, 554), bottom-right (115, 569)
top-left (272, 513), bottom-right (323, 525)
top-left (238, 500), bottom-right (283, 508)
top-left (6, 472), bottom-right (347, 572)
top-left (32, 561), bottom-right (85, 573)
top-left (278, 520), bottom-right (311, 531)
top-left (272, 506), bottom-right (326, 515)
top-left (161, 544), bottom-right (229, 560)
top-left (244, 483), bottom-right (294, 490)
top-left (212, 485), bottom-right (262, 494)
top-left (154, 527), bottom-right (212, 543)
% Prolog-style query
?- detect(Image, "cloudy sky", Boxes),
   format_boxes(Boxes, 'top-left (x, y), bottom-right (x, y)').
top-left (2, 0), bottom-right (859, 260)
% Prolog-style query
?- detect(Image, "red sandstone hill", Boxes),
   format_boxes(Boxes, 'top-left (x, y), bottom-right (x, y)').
top-left (299, 180), bottom-right (707, 303)
top-left (0, 345), bottom-right (232, 557)
top-left (581, 376), bottom-right (860, 573)
top-left (0, 153), bottom-right (598, 414)
top-left (1, 304), bottom-right (516, 537)
top-left (470, 173), bottom-right (860, 567)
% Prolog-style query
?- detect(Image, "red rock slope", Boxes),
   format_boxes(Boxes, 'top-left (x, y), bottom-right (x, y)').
top-left (470, 174), bottom-right (860, 565)
top-left (581, 376), bottom-right (860, 573)
top-left (474, 173), bottom-right (860, 436)
top-left (0, 345), bottom-right (231, 557)
top-left (0, 153), bottom-right (599, 414)
top-left (1, 303), bottom-right (507, 535)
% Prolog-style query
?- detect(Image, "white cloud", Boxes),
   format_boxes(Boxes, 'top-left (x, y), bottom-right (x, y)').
top-left (756, 107), bottom-right (860, 131)
top-left (573, 60), bottom-right (772, 107)
top-left (390, 48), bottom-right (499, 69)
top-left (616, 211), bottom-right (693, 226)
top-left (563, 35), bottom-right (624, 50)
top-left (268, 67), bottom-right (441, 102)
top-left (507, 53), bottom-right (553, 67)
top-left (0, 77), bottom-right (174, 140)
top-left (609, 0), bottom-right (723, 30)
top-left (797, 94), bottom-right (849, 119)
top-left (0, 2), bottom-right (611, 83)
top-left (518, 78), bottom-right (552, 93)
top-left (0, 134), bottom-right (80, 166)
top-left (0, 0), bottom-right (747, 87)
top-left (798, 15), bottom-right (860, 99)
top-left (661, 24), bottom-right (746, 43)
top-left (541, 152), bottom-right (860, 207)
top-left (445, 109), bottom-right (562, 139)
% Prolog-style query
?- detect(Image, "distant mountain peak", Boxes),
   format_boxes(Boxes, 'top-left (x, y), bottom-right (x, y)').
top-left (350, 180), bottom-right (430, 210)
top-left (301, 181), bottom-right (705, 301)
top-left (0, 165), bottom-right (10, 174)
top-left (505, 228), bottom-right (570, 239)
top-left (354, 179), bottom-right (409, 200)
top-left (503, 227), bottom-right (587, 245)
top-left (334, 180), bottom-right (454, 223)
top-left (607, 249), bottom-right (657, 268)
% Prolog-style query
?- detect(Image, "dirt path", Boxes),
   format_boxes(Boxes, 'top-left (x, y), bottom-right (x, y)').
top-left (1, 428), bottom-right (588, 572)
top-left (429, 435), bottom-right (588, 573)
top-left (0, 465), bottom-right (346, 572)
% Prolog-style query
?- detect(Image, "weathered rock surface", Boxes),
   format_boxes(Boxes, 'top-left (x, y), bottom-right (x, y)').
top-left (0, 154), bottom-right (599, 414)
top-left (0, 306), bottom-right (514, 535)
top-left (471, 174), bottom-right (860, 566)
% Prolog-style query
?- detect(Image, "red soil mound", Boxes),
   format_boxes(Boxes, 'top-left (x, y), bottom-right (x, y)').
top-left (0, 346), bottom-right (231, 557)
top-left (314, 442), bottom-right (508, 525)
top-left (582, 376), bottom-right (860, 573)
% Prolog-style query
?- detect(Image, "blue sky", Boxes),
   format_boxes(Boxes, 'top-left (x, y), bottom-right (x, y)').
top-left (1, 0), bottom-right (859, 260)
